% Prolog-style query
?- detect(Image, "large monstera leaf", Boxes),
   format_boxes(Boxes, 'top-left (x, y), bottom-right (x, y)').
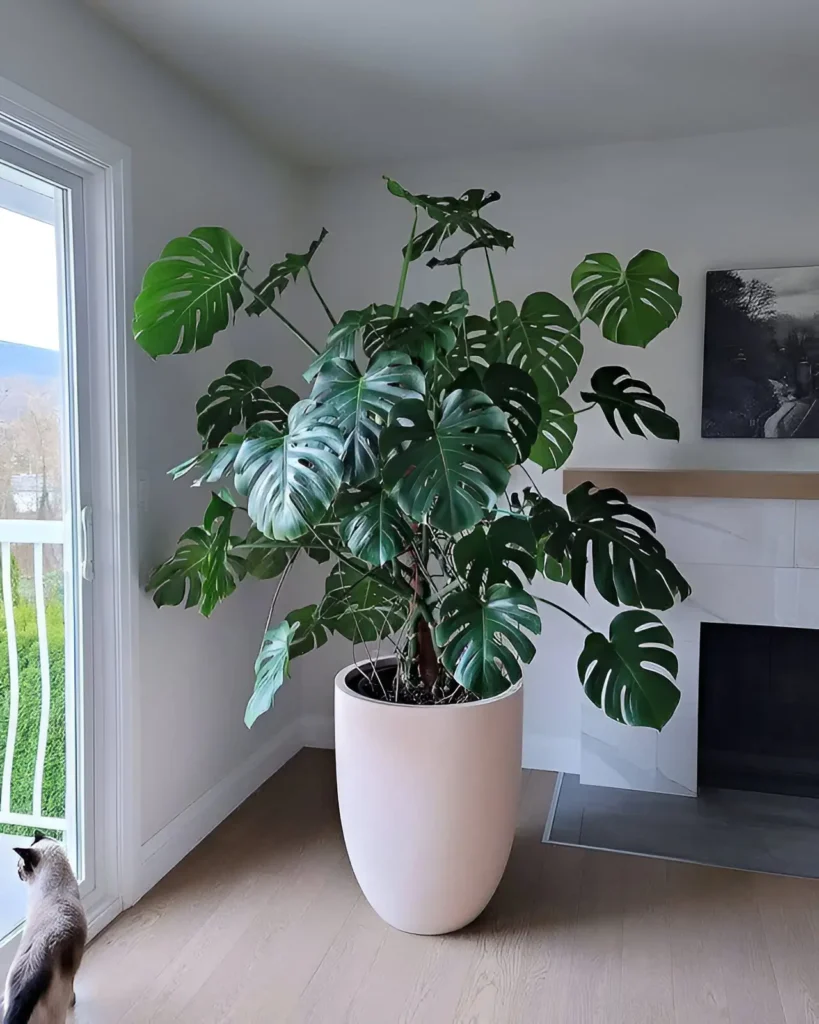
top-left (146, 492), bottom-right (245, 617)
top-left (385, 179), bottom-right (514, 264)
top-left (323, 560), bottom-right (409, 643)
top-left (134, 228), bottom-right (247, 357)
top-left (481, 363), bottom-right (541, 461)
top-left (195, 360), bottom-right (298, 447)
top-left (238, 526), bottom-right (292, 580)
top-left (374, 290), bottom-right (468, 366)
top-left (285, 604), bottom-right (333, 657)
top-left (337, 487), bottom-right (412, 565)
top-left (530, 396), bottom-right (577, 471)
top-left (581, 366), bottom-right (679, 441)
top-left (578, 610), bottom-right (680, 730)
top-left (571, 250), bottom-right (681, 348)
top-left (246, 229), bottom-right (328, 316)
top-left (381, 390), bottom-right (516, 534)
top-left (435, 584), bottom-right (541, 698)
top-left (169, 434), bottom-right (244, 486)
top-left (312, 351), bottom-right (425, 485)
top-left (245, 621), bottom-right (298, 727)
top-left (304, 304), bottom-right (394, 383)
top-left (497, 293), bottom-right (583, 400)
top-left (453, 516), bottom-right (537, 596)
top-left (430, 315), bottom-right (501, 399)
top-left (234, 400), bottom-right (343, 541)
top-left (532, 484), bottom-right (690, 611)
top-left (565, 483), bottom-right (691, 609)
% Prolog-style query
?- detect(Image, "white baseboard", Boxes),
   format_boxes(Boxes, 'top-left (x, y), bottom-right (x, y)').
top-left (523, 734), bottom-right (580, 774)
top-left (301, 713), bottom-right (335, 749)
top-left (134, 718), bottom-right (303, 901)
top-left (86, 895), bottom-right (124, 941)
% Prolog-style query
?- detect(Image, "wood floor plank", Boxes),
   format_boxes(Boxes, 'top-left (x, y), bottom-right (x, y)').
top-left (666, 860), bottom-right (732, 1024)
top-left (75, 751), bottom-right (807, 1024)
top-left (755, 872), bottom-right (819, 1024)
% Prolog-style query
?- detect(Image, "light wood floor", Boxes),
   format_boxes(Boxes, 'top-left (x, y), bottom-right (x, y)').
top-left (75, 749), bottom-right (819, 1023)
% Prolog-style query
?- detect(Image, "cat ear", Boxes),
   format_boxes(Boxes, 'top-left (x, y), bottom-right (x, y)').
top-left (33, 830), bottom-right (46, 843)
top-left (13, 847), bottom-right (40, 871)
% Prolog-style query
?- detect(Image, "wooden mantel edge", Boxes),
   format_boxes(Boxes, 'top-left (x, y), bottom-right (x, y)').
top-left (562, 469), bottom-right (819, 501)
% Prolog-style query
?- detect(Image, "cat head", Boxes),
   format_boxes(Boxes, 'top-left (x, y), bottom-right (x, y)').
top-left (13, 831), bottom-right (62, 883)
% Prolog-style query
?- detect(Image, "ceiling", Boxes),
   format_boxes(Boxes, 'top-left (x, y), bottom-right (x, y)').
top-left (87, 0), bottom-right (819, 168)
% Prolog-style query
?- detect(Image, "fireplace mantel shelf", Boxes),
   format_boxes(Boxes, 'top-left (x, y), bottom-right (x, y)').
top-left (562, 469), bottom-right (819, 500)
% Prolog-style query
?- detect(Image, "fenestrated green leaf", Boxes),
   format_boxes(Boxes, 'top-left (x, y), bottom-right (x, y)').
top-left (304, 304), bottom-right (394, 383)
top-left (195, 360), bottom-right (298, 447)
top-left (563, 483), bottom-right (691, 610)
top-left (581, 366), bottom-right (679, 440)
top-left (529, 396), bottom-right (577, 471)
top-left (134, 227), bottom-right (247, 357)
top-left (311, 351), bottom-right (425, 485)
top-left (337, 487), bottom-right (412, 565)
top-left (578, 610), bottom-right (680, 730)
top-left (498, 293), bottom-right (583, 400)
top-left (238, 526), bottom-right (291, 579)
top-left (571, 250), bottom-right (681, 348)
top-left (435, 584), bottom-right (541, 698)
top-left (532, 484), bottom-right (690, 611)
top-left (169, 434), bottom-right (243, 486)
top-left (429, 315), bottom-right (501, 399)
top-left (323, 560), bottom-right (409, 643)
top-left (373, 290), bottom-right (468, 366)
top-left (381, 390), bottom-right (516, 535)
top-left (234, 400), bottom-right (343, 541)
top-left (246, 228), bottom-right (328, 316)
top-left (146, 492), bottom-right (245, 617)
top-left (245, 621), bottom-right (298, 727)
top-left (481, 363), bottom-right (540, 461)
top-left (385, 179), bottom-right (514, 264)
top-left (453, 516), bottom-right (537, 596)
top-left (286, 604), bottom-right (332, 657)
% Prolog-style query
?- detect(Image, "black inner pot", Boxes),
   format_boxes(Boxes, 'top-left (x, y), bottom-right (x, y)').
top-left (345, 661), bottom-right (479, 706)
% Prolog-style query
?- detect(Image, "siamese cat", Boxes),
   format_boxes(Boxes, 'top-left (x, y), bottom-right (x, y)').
top-left (3, 831), bottom-right (86, 1024)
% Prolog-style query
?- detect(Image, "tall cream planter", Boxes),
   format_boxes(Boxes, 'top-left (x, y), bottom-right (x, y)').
top-left (334, 663), bottom-right (523, 935)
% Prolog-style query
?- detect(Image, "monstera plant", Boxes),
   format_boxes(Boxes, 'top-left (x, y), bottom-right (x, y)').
top-left (134, 178), bottom-right (689, 732)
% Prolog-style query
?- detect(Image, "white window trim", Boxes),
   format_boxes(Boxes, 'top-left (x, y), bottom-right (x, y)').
top-left (0, 76), bottom-right (138, 936)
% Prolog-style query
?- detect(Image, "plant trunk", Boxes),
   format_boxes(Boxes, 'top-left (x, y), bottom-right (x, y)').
top-left (416, 616), bottom-right (438, 689)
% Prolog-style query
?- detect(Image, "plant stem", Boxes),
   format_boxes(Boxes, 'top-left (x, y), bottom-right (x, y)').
top-left (262, 552), bottom-right (298, 633)
top-left (484, 249), bottom-right (506, 355)
top-left (306, 268), bottom-right (337, 326)
top-left (241, 278), bottom-right (320, 356)
top-left (533, 595), bottom-right (594, 633)
top-left (306, 524), bottom-right (414, 601)
top-left (521, 464), bottom-right (544, 498)
top-left (393, 208), bottom-right (418, 318)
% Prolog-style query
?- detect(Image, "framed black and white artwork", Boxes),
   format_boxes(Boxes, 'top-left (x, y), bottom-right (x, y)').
top-left (702, 266), bottom-right (819, 438)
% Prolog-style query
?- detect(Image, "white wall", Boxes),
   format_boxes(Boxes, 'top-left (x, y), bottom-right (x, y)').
top-left (304, 122), bottom-right (819, 772)
top-left (1, 0), bottom-right (315, 897)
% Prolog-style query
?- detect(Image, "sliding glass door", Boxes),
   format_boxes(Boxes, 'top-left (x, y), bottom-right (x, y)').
top-left (0, 141), bottom-right (92, 941)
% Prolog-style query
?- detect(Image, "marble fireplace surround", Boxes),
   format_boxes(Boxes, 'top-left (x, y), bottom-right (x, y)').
top-left (564, 470), bottom-right (819, 799)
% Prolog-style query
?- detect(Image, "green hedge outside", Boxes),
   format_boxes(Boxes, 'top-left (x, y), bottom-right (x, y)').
top-left (0, 567), bottom-right (66, 837)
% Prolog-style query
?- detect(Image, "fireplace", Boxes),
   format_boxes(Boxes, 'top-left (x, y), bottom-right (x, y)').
top-left (698, 622), bottom-right (819, 797)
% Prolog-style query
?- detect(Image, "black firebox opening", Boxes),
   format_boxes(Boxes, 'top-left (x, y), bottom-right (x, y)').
top-left (699, 622), bottom-right (819, 798)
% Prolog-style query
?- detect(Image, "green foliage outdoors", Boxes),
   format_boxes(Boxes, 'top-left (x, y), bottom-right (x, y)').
top-left (134, 178), bottom-right (689, 731)
top-left (0, 554), bottom-right (66, 837)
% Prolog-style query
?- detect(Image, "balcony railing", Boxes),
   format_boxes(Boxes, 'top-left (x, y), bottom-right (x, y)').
top-left (0, 519), bottom-right (66, 834)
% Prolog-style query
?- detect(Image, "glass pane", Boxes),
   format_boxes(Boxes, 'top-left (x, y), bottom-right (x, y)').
top-left (0, 163), bottom-right (72, 939)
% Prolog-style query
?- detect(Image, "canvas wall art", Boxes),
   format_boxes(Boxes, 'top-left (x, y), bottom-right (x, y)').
top-left (702, 266), bottom-right (819, 438)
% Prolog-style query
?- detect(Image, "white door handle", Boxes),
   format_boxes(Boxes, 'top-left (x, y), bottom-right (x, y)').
top-left (80, 505), bottom-right (94, 581)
